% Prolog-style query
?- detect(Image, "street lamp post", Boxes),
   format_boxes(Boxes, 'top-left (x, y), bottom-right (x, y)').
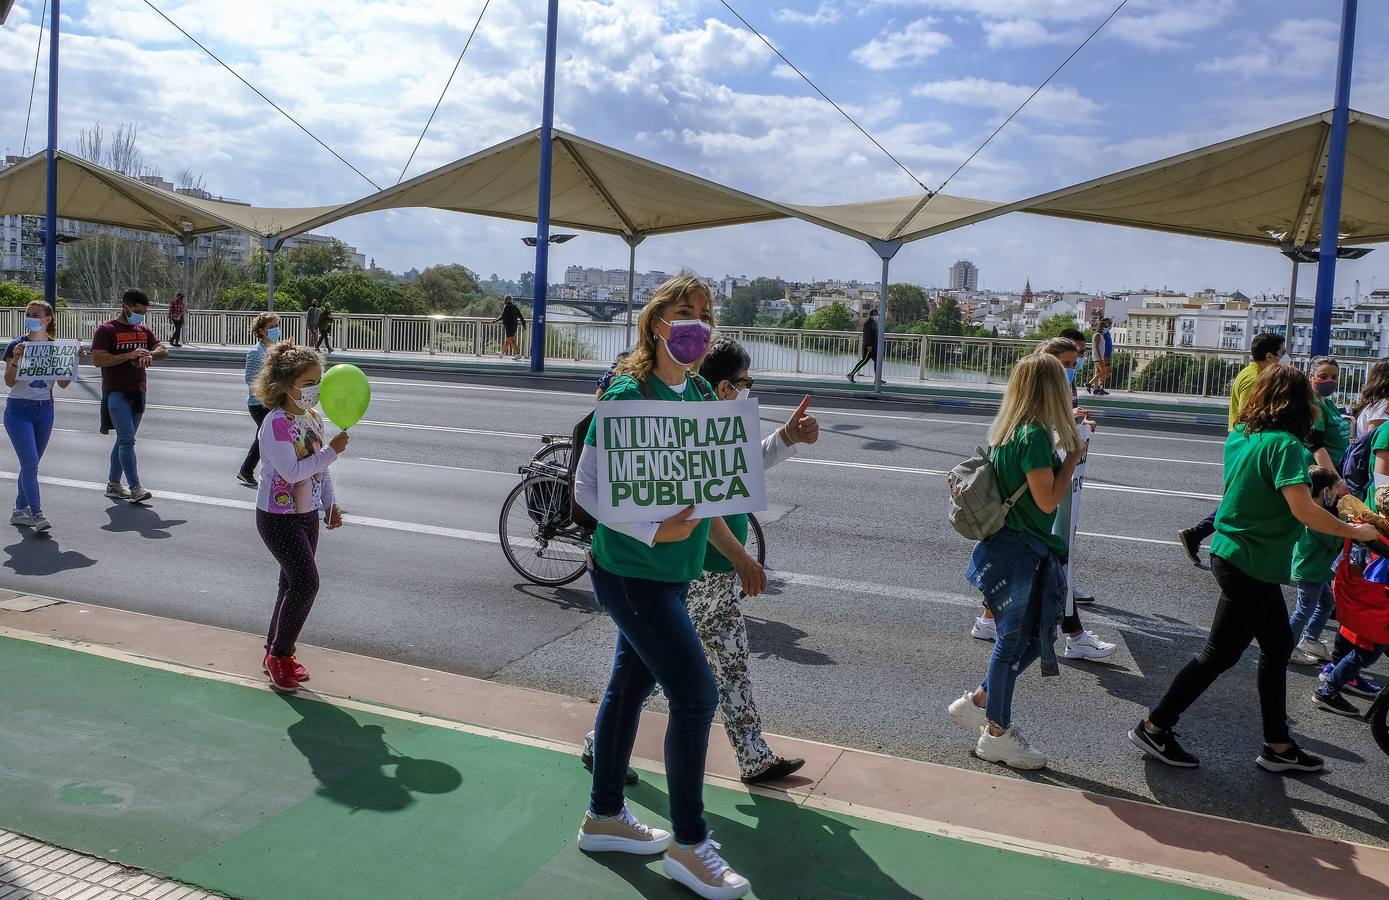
top-left (43, 0), bottom-right (60, 306)
top-left (529, 0), bottom-right (560, 373)
top-left (1311, 0), bottom-right (1359, 356)
top-left (520, 233), bottom-right (575, 360)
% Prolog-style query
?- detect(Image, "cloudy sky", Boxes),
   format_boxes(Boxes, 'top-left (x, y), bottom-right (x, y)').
top-left (2, 0), bottom-right (1387, 296)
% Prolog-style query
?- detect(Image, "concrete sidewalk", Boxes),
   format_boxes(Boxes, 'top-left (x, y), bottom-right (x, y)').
top-left (2, 592), bottom-right (1384, 899)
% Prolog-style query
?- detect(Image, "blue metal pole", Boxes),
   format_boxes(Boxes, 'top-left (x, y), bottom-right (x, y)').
top-left (1311, 0), bottom-right (1357, 357)
top-left (43, 0), bottom-right (59, 306)
top-left (529, 0), bottom-right (559, 373)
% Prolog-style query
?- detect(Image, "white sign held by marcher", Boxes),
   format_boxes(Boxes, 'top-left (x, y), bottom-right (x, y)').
top-left (594, 398), bottom-right (767, 524)
top-left (16, 340), bottom-right (80, 381)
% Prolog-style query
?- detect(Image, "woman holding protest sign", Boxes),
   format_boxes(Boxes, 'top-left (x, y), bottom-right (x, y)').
top-left (572, 275), bottom-right (780, 899)
top-left (4, 300), bottom-right (72, 533)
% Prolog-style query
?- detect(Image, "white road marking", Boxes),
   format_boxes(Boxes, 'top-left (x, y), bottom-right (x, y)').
top-left (787, 457), bottom-right (1221, 500)
top-left (358, 457), bottom-right (514, 477)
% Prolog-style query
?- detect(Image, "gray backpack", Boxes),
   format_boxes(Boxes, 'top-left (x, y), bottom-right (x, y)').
top-left (947, 446), bottom-right (1029, 542)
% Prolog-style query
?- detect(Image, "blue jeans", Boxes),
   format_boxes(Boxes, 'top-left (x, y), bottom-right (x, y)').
top-left (1320, 644), bottom-right (1385, 694)
top-left (106, 391), bottom-right (143, 486)
top-left (981, 565), bottom-right (1044, 730)
top-left (588, 562), bottom-right (718, 845)
top-left (1289, 581), bottom-right (1334, 644)
top-left (4, 398), bottom-right (54, 514)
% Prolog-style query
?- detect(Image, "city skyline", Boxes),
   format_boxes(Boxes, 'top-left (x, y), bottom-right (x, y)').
top-left (1, 2), bottom-right (1386, 298)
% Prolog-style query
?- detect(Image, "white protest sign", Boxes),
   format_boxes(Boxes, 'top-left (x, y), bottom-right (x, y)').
top-left (594, 398), bottom-right (767, 524)
top-left (16, 340), bottom-right (80, 381)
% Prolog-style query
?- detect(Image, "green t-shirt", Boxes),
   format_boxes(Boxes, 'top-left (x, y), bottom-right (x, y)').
top-left (1309, 395), bottom-right (1350, 472)
top-left (703, 513), bottom-right (747, 574)
top-left (1369, 425), bottom-right (1389, 513)
top-left (1291, 525), bottom-right (1341, 584)
top-left (585, 373), bottom-right (715, 583)
top-left (992, 423), bottom-right (1066, 557)
top-left (1210, 426), bottom-right (1312, 584)
top-left (1228, 362), bottom-right (1261, 432)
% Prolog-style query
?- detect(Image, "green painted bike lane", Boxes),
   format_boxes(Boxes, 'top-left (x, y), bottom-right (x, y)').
top-left (0, 636), bottom-right (1223, 899)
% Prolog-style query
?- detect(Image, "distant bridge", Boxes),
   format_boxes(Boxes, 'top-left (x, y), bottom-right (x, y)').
top-left (545, 299), bottom-right (633, 322)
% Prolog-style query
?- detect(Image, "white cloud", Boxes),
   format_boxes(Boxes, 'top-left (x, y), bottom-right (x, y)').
top-left (912, 78), bottom-right (1100, 126)
top-left (850, 18), bottom-right (951, 72)
top-left (981, 18), bottom-right (1074, 49)
top-left (1197, 18), bottom-right (1340, 78)
top-left (772, 3), bottom-right (841, 27)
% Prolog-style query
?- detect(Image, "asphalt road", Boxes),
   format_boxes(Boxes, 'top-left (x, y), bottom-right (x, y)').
top-left (2, 359), bottom-right (1386, 850)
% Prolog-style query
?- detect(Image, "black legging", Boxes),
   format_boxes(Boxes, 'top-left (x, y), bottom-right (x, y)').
top-left (1149, 555), bottom-right (1294, 744)
top-left (259, 510), bottom-right (321, 657)
top-left (314, 325), bottom-right (334, 352)
top-left (240, 404), bottom-right (270, 478)
top-left (849, 347), bottom-right (877, 378)
top-left (170, 319), bottom-right (184, 346)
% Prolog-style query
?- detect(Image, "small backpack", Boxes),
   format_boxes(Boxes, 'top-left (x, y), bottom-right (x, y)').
top-left (1342, 422), bottom-right (1381, 501)
top-left (947, 446), bottom-right (1030, 542)
top-left (567, 375), bottom-right (713, 530)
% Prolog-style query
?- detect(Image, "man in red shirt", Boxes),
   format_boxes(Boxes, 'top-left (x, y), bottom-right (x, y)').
top-left (90, 290), bottom-right (167, 502)
top-left (169, 292), bottom-right (186, 347)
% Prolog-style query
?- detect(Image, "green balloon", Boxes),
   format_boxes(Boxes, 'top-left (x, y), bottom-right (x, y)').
top-left (320, 364), bottom-right (371, 430)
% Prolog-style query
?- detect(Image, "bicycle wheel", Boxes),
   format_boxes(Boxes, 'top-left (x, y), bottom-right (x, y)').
top-left (745, 513), bottom-right (766, 565)
top-left (498, 474), bottom-right (589, 587)
top-left (530, 440), bottom-right (573, 470)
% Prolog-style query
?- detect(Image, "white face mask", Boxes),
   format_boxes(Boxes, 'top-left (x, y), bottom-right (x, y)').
top-left (736, 388), bottom-right (751, 401)
top-left (295, 384), bottom-right (320, 409)
top-left (1279, 353), bottom-right (1292, 366)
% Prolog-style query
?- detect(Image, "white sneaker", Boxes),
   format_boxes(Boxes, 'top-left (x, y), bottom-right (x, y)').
top-left (29, 513), bottom-right (51, 533)
top-left (577, 806), bottom-right (671, 855)
top-left (970, 616), bottom-right (997, 641)
top-left (975, 724), bottom-right (1047, 770)
top-left (948, 692), bottom-right (987, 734)
top-left (664, 836), bottom-right (750, 899)
top-left (105, 482), bottom-right (130, 500)
top-left (1064, 630), bottom-right (1117, 660)
top-left (127, 485), bottom-right (153, 503)
top-left (9, 507), bottom-right (32, 526)
top-left (1296, 638), bottom-right (1332, 662)
top-left (1289, 650), bottom-right (1322, 667)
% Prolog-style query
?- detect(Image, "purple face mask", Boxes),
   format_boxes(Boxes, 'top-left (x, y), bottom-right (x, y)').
top-left (660, 317), bottom-right (711, 366)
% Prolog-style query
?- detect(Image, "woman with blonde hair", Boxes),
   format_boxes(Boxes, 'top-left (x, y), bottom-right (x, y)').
top-left (252, 343), bottom-right (348, 693)
top-left (947, 352), bottom-right (1085, 770)
top-left (572, 274), bottom-right (799, 899)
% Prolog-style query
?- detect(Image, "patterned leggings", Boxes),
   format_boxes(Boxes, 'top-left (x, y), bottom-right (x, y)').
top-left (661, 571), bottom-right (775, 778)
top-left (258, 510), bottom-right (321, 657)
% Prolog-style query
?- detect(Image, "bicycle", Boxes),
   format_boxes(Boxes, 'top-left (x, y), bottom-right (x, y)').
top-left (500, 435), bottom-right (765, 588)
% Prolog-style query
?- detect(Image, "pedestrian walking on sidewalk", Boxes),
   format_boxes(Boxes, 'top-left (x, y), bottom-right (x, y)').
top-left (847, 308), bottom-right (879, 383)
top-left (168, 292), bottom-right (186, 347)
top-left (579, 337), bottom-right (819, 787)
top-left (237, 313), bottom-right (282, 488)
top-left (1085, 319), bottom-right (1114, 395)
top-left (313, 303), bottom-right (335, 354)
top-left (1306, 357), bottom-right (1349, 479)
top-left (1131, 366), bottom-right (1377, 773)
top-left (252, 343), bottom-right (348, 694)
top-left (572, 275), bottom-right (757, 899)
top-left (1289, 467), bottom-right (1348, 667)
top-left (1178, 332), bottom-right (1286, 566)
top-left (948, 353), bottom-right (1085, 771)
top-left (4, 300), bottom-right (70, 533)
top-left (492, 295), bottom-right (526, 358)
top-left (91, 289), bottom-right (167, 504)
top-left (305, 299), bottom-right (322, 348)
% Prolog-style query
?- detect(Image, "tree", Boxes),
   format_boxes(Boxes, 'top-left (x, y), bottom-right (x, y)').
top-left (519, 271), bottom-right (535, 301)
top-left (887, 283), bottom-right (929, 326)
top-left (213, 281), bottom-right (300, 311)
top-left (0, 283), bottom-right (44, 307)
top-left (59, 233), bottom-right (170, 306)
top-left (406, 264), bottom-right (484, 314)
top-left (1028, 314), bottom-right (1085, 340)
top-left (927, 297), bottom-right (964, 336)
top-left (722, 277), bottom-right (782, 326)
top-left (777, 306), bottom-right (806, 329)
top-left (804, 301), bottom-right (855, 332)
top-left (1130, 352), bottom-right (1229, 396)
top-left (281, 240), bottom-right (351, 278)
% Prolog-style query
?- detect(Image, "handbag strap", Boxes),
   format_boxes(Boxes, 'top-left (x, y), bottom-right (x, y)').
top-left (984, 445), bottom-right (1032, 511)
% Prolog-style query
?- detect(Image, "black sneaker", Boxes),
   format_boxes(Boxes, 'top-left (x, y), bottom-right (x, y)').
top-left (236, 471), bottom-right (258, 488)
top-left (1256, 743), bottom-right (1324, 774)
top-left (581, 739), bottom-right (639, 786)
top-left (1313, 690), bottom-right (1361, 717)
top-left (1342, 674), bottom-right (1382, 699)
top-left (741, 757), bottom-right (806, 785)
top-left (1177, 528), bottom-right (1202, 566)
top-left (1128, 722), bottom-right (1199, 768)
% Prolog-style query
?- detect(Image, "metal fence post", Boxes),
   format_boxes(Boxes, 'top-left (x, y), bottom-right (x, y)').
top-left (428, 318), bottom-right (437, 355)
top-left (795, 332), bottom-right (803, 374)
top-left (383, 316), bottom-right (393, 353)
top-left (473, 322), bottom-right (482, 357)
top-left (219, 312), bottom-right (227, 346)
top-left (917, 334), bottom-right (929, 382)
top-left (1200, 354), bottom-right (1211, 397)
top-left (984, 341), bottom-right (994, 384)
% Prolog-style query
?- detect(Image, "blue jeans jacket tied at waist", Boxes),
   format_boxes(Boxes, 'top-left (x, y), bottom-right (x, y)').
top-left (966, 526), bottom-right (1066, 677)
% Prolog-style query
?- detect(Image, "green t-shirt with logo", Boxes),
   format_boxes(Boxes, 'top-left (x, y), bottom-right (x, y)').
top-left (1291, 525), bottom-right (1341, 585)
top-left (585, 373), bottom-right (715, 583)
top-left (992, 423), bottom-right (1066, 557)
top-left (1210, 426), bottom-right (1312, 584)
top-left (1309, 394), bottom-right (1350, 472)
top-left (1369, 425), bottom-right (1389, 513)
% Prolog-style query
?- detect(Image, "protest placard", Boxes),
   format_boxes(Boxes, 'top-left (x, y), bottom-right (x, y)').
top-left (15, 340), bottom-right (80, 381)
top-left (594, 398), bottom-right (767, 524)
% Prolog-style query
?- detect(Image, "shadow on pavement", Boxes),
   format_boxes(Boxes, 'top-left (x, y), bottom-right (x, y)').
top-left (590, 782), bottom-right (918, 899)
top-left (744, 616), bottom-right (835, 667)
top-left (2, 533), bottom-right (97, 575)
top-left (276, 694), bottom-right (463, 812)
top-left (101, 505), bottom-right (187, 539)
top-left (512, 582), bottom-right (600, 614)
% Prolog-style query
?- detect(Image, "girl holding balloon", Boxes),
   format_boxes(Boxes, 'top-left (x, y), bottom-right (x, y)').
top-left (251, 344), bottom-right (350, 692)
